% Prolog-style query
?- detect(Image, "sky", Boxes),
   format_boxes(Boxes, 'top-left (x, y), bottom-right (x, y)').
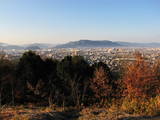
top-left (0, 0), bottom-right (160, 45)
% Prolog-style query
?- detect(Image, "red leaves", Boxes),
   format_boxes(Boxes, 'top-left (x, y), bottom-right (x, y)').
top-left (90, 67), bottom-right (112, 102)
top-left (123, 53), bottom-right (160, 99)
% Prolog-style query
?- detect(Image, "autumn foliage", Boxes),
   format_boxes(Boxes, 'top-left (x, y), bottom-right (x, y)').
top-left (90, 67), bottom-right (112, 105)
top-left (1, 51), bottom-right (160, 115)
top-left (123, 53), bottom-right (160, 99)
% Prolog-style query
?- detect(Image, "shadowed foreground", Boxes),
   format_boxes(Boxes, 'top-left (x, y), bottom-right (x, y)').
top-left (1, 52), bottom-right (160, 119)
top-left (1, 107), bottom-right (160, 120)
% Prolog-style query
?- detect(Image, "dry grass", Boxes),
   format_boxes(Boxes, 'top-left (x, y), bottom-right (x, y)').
top-left (0, 105), bottom-right (59, 120)
top-left (1, 105), bottom-right (160, 120)
top-left (0, 105), bottom-right (80, 120)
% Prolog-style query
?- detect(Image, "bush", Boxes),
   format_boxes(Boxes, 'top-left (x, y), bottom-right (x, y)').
top-left (121, 97), bottom-right (160, 115)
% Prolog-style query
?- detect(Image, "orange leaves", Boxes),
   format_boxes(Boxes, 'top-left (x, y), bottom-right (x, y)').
top-left (123, 53), bottom-right (160, 99)
top-left (90, 67), bottom-right (112, 103)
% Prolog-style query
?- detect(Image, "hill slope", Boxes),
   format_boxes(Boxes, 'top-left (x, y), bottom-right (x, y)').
top-left (55, 40), bottom-right (122, 48)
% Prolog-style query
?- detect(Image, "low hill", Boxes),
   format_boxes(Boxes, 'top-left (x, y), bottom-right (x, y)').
top-left (24, 43), bottom-right (55, 49)
top-left (25, 46), bottom-right (41, 50)
top-left (55, 40), bottom-right (122, 48)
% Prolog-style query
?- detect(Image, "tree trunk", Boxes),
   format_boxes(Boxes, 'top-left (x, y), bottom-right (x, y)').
top-left (0, 91), bottom-right (1, 108)
top-left (11, 86), bottom-right (14, 106)
top-left (11, 79), bottom-right (14, 106)
top-left (48, 92), bottom-right (53, 107)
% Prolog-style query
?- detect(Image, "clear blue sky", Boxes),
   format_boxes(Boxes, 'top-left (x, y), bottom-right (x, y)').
top-left (0, 0), bottom-right (160, 44)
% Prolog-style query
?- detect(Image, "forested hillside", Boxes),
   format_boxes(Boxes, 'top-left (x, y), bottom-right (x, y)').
top-left (1, 51), bottom-right (160, 118)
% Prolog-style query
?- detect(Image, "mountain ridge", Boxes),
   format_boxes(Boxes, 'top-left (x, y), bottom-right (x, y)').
top-left (55, 40), bottom-right (122, 48)
top-left (55, 40), bottom-right (160, 48)
top-left (1, 40), bottom-right (160, 49)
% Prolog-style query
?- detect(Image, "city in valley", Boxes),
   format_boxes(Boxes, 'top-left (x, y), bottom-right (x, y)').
top-left (1, 0), bottom-right (160, 120)
top-left (2, 47), bottom-right (160, 68)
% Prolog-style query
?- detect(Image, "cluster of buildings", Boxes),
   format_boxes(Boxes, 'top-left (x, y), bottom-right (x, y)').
top-left (1, 48), bottom-right (160, 71)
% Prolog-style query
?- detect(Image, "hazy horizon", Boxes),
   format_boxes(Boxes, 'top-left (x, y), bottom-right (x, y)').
top-left (0, 0), bottom-right (160, 45)
top-left (2, 39), bottom-right (160, 46)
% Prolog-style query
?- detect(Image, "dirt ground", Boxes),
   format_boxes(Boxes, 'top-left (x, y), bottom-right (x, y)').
top-left (1, 106), bottom-right (160, 120)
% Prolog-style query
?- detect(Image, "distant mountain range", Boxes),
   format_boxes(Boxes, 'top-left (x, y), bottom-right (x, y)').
top-left (55, 40), bottom-right (160, 48)
top-left (0, 43), bottom-right (55, 50)
top-left (55, 40), bottom-right (122, 48)
top-left (0, 42), bottom-right (24, 50)
top-left (1, 40), bottom-right (160, 50)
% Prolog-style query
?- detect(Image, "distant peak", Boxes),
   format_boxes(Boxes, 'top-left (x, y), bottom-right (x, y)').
top-left (55, 40), bottom-right (121, 48)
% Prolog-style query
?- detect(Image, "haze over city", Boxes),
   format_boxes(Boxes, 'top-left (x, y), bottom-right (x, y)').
top-left (2, 1), bottom-right (160, 120)
top-left (0, 0), bottom-right (160, 45)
